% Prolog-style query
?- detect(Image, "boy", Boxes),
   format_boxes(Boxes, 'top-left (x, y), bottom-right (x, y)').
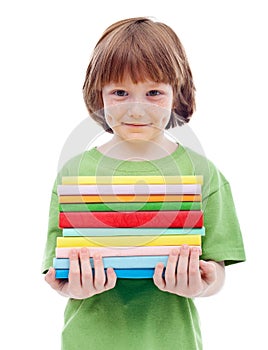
top-left (43, 17), bottom-right (246, 349)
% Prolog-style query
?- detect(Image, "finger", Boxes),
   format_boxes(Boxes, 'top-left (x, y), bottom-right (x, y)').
top-left (45, 267), bottom-right (61, 290)
top-left (176, 245), bottom-right (190, 287)
top-left (105, 267), bottom-right (117, 290)
top-left (164, 248), bottom-right (179, 288)
top-left (79, 248), bottom-right (93, 289)
top-left (92, 254), bottom-right (106, 291)
top-left (188, 247), bottom-right (202, 290)
top-left (68, 249), bottom-right (82, 288)
top-left (153, 263), bottom-right (166, 291)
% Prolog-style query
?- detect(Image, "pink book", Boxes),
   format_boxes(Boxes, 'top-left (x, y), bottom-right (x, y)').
top-left (57, 184), bottom-right (202, 195)
top-left (55, 245), bottom-right (202, 258)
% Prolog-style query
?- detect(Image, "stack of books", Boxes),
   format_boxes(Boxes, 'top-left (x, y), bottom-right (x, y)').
top-left (53, 175), bottom-right (205, 279)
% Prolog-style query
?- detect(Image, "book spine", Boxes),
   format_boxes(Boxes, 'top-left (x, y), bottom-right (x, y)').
top-left (59, 211), bottom-right (203, 228)
top-left (55, 245), bottom-right (202, 258)
top-left (53, 256), bottom-right (171, 269)
top-left (55, 268), bottom-right (157, 279)
top-left (62, 227), bottom-right (205, 237)
top-left (62, 175), bottom-right (203, 185)
top-left (59, 201), bottom-right (202, 212)
top-left (56, 235), bottom-right (202, 247)
top-left (58, 194), bottom-right (202, 203)
top-left (57, 184), bottom-right (202, 196)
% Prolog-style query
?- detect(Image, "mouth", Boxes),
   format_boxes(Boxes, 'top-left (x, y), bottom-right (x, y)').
top-left (121, 122), bottom-right (152, 127)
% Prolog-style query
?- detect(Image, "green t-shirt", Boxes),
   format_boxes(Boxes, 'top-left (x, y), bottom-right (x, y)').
top-left (42, 145), bottom-right (246, 350)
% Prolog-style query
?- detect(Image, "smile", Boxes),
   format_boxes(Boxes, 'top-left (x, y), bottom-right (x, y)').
top-left (121, 122), bottom-right (152, 127)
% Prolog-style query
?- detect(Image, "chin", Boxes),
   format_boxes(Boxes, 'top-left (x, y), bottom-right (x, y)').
top-left (124, 136), bottom-right (150, 143)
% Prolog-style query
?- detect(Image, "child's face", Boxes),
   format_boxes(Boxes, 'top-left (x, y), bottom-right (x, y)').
top-left (102, 76), bottom-right (173, 142)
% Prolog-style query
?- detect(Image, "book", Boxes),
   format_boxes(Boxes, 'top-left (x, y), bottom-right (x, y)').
top-left (56, 235), bottom-right (202, 247)
top-left (53, 256), bottom-right (170, 269)
top-left (59, 210), bottom-right (203, 228)
top-left (59, 201), bottom-right (202, 212)
top-left (55, 245), bottom-right (202, 258)
top-left (58, 194), bottom-right (202, 204)
top-left (62, 175), bottom-right (203, 185)
top-left (62, 227), bottom-right (205, 237)
top-left (57, 184), bottom-right (202, 196)
top-left (55, 268), bottom-right (157, 279)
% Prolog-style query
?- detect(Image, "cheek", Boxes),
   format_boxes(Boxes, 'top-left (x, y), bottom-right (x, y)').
top-left (160, 114), bottom-right (171, 128)
top-left (159, 100), bottom-right (173, 126)
top-left (104, 105), bottom-right (126, 127)
top-left (149, 105), bottom-right (171, 126)
top-left (105, 114), bottom-right (113, 127)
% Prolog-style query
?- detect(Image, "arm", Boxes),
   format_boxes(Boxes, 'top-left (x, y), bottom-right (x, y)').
top-left (153, 245), bottom-right (225, 298)
top-left (45, 248), bottom-right (117, 299)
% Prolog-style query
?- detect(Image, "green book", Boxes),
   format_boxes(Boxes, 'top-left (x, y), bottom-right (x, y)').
top-left (59, 201), bottom-right (201, 212)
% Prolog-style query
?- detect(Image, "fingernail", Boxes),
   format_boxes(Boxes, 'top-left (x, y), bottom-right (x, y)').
top-left (156, 263), bottom-right (164, 269)
top-left (192, 247), bottom-right (199, 253)
top-left (80, 247), bottom-right (88, 255)
top-left (171, 248), bottom-right (178, 256)
top-left (70, 249), bottom-right (77, 258)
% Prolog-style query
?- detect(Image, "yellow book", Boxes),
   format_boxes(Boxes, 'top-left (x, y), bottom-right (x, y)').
top-left (56, 235), bottom-right (201, 247)
top-left (62, 175), bottom-right (203, 185)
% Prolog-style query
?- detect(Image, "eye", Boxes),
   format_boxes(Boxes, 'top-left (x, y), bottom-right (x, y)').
top-left (146, 90), bottom-right (161, 97)
top-left (113, 90), bottom-right (128, 97)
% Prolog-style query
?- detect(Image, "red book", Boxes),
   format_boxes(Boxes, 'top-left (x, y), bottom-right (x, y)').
top-left (59, 210), bottom-right (203, 228)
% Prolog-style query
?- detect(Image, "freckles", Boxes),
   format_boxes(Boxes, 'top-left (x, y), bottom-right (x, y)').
top-left (104, 105), bottom-right (122, 125)
top-left (155, 110), bottom-right (171, 124)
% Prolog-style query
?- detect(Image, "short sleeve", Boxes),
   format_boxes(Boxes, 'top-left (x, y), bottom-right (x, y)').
top-left (201, 178), bottom-right (246, 266)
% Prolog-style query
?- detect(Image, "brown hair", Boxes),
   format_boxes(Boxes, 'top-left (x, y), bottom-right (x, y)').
top-left (83, 17), bottom-right (196, 133)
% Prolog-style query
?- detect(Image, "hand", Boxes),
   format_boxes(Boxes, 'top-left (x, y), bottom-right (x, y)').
top-left (153, 245), bottom-right (220, 298)
top-left (45, 248), bottom-right (117, 299)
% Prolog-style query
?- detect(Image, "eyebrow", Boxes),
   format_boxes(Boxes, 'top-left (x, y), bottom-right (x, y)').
top-left (105, 81), bottom-right (168, 88)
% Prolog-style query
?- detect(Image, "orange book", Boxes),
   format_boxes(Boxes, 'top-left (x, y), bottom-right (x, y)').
top-left (59, 194), bottom-right (202, 204)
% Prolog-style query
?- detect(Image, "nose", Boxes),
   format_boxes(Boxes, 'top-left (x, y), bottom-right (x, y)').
top-left (127, 102), bottom-right (146, 118)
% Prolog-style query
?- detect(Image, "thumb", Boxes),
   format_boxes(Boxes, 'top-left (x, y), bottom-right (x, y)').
top-left (44, 267), bottom-right (62, 291)
top-left (199, 260), bottom-right (217, 284)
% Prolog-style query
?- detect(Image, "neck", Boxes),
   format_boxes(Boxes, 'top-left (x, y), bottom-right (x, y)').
top-left (97, 134), bottom-right (178, 161)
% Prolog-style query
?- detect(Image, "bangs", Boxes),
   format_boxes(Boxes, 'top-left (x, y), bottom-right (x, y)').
top-left (100, 43), bottom-right (169, 85)
top-left (92, 22), bottom-right (180, 88)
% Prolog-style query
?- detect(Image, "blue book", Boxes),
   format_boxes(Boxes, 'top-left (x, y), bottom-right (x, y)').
top-left (53, 255), bottom-right (169, 269)
top-left (55, 268), bottom-right (160, 279)
top-left (62, 227), bottom-right (205, 237)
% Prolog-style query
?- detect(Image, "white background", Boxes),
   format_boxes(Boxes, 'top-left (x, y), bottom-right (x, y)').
top-left (1, 0), bottom-right (267, 349)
